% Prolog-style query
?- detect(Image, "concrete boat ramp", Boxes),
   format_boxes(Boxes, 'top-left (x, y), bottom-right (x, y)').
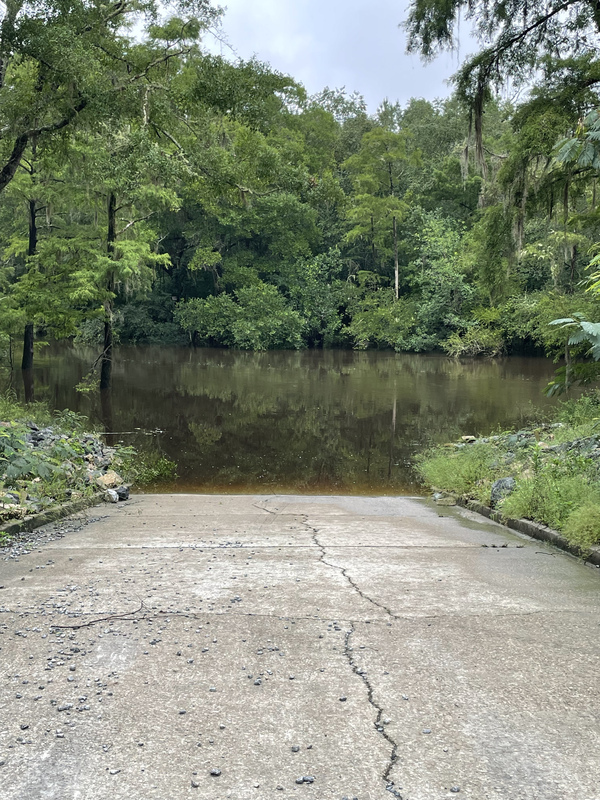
top-left (0, 494), bottom-right (599, 800)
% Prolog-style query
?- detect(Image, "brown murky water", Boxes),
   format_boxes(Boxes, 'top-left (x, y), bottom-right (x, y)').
top-left (22, 345), bottom-right (561, 494)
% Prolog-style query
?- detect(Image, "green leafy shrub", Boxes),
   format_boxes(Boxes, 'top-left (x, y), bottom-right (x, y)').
top-left (230, 284), bottom-right (306, 350)
top-left (0, 394), bottom-right (52, 426)
top-left (174, 294), bottom-right (237, 346)
top-left (443, 326), bottom-right (505, 357)
top-left (74, 318), bottom-right (105, 346)
top-left (117, 303), bottom-right (186, 345)
top-left (558, 389), bottom-right (600, 427)
top-left (175, 283), bottom-right (306, 350)
top-left (0, 397), bottom-right (123, 523)
top-left (410, 263), bottom-right (477, 347)
top-left (0, 422), bottom-right (91, 518)
top-left (346, 290), bottom-right (416, 350)
top-left (442, 306), bottom-right (505, 357)
top-left (288, 250), bottom-right (348, 348)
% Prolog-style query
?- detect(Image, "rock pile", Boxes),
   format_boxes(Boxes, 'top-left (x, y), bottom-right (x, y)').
top-left (1, 421), bottom-right (130, 526)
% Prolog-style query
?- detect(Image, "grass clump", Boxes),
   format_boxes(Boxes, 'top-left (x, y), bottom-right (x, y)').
top-left (501, 474), bottom-right (600, 531)
top-left (0, 395), bottom-right (52, 427)
top-left (563, 503), bottom-right (600, 550)
top-left (115, 449), bottom-right (177, 486)
top-left (416, 442), bottom-right (503, 501)
top-left (557, 389), bottom-right (600, 428)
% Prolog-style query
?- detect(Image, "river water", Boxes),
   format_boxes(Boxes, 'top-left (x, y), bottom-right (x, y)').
top-left (22, 345), bottom-right (561, 494)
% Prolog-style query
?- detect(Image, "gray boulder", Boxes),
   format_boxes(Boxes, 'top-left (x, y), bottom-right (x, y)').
top-left (116, 485), bottom-right (130, 501)
top-left (490, 477), bottom-right (516, 508)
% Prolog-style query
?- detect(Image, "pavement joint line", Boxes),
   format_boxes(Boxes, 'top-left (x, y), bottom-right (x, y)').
top-left (1, 607), bottom-right (579, 622)
top-left (7, 544), bottom-right (500, 552)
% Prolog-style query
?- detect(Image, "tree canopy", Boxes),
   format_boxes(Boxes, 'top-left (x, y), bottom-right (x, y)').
top-left (1, 0), bottom-right (600, 398)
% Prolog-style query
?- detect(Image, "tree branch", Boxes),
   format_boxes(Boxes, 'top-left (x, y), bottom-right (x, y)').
top-left (80, 0), bottom-right (131, 34)
top-left (0, 133), bottom-right (28, 193)
top-left (118, 212), bottom-right (156, 236)
top-left (117, 48), bottom-right (190, 89)
top-left (0, 96), bottom-right (87, 195)
top-left (152, 124), bottom-right (185, 151)
top-left (475, 1), bottom-right (573, 71)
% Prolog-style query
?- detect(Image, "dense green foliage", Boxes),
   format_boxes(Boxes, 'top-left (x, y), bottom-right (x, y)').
top-left (1, 0), bottom-right (600, 400)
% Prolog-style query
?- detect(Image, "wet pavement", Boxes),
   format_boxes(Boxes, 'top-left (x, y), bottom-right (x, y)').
top-left (0, 494), bottom-right (599, 800)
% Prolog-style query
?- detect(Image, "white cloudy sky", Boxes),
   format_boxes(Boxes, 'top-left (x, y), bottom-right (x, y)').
top-left (206, 0), bottom-right (473, 112)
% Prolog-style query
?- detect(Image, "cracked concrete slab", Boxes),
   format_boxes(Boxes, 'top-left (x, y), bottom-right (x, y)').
top-left (0, 494), bottom-right (599, 800)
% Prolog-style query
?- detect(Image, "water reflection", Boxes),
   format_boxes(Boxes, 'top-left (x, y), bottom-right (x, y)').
top-left (24, 345), bottom-right (560, 494)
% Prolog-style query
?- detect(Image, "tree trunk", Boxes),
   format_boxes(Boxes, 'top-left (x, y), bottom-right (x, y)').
top-left (393, 215), bottom-right (399, 300)
top-left (100, 192), bottom-right (117, 391)
top-left (21, 323), bottom-right (34, 371)
top-left (99, 308), bottom-right (113, 391)
top-left (474, 75), bottom-right (488, 181)
top-left (569, 244), bottom-right (577, 293)
top-left (21, 194), bottom-right (37, 382)
top-left (22, 367), bottom-right (34, 404)
top-left (0, 133), bottom-right (28, 195)
top-left (100, 386), bottom-right (115, 440)
top-left (28, 196), bottom-right (37, 254)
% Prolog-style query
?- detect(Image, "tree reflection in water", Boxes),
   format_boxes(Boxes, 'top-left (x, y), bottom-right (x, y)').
top-left (28, 345), bottom-right (559, 494)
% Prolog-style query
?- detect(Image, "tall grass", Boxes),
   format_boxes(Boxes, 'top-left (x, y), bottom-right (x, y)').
top-left (416, 442), bottom-right (503, 502)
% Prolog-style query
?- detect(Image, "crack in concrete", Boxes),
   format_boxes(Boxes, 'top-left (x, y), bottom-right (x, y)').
top-left (251, 502), bottom-right (280, 516)
top-left (298, 512), bottom-right (403, 796)
top-left (343, 624), bottom-right (403, 799)
top-left (5, 602), bottom-right (586, 624)
top-left (4, 607), bottom-right (357, 624)
top-left (304, 518), bottom-right (397, 621)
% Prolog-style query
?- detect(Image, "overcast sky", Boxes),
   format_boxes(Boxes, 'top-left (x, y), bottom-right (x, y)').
top-left (207, 0), bottom-right (471, 112)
